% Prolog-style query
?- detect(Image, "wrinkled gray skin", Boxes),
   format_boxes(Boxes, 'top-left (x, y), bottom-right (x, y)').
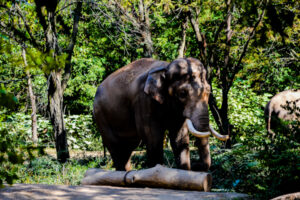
top-left (93, 58), bottom-right (212, 171)
top-left (265, 89), bottom-right (300, 136)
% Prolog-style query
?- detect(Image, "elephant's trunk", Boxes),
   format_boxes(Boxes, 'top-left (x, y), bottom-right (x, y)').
top-left (209, 125), bottom-right (229, 141)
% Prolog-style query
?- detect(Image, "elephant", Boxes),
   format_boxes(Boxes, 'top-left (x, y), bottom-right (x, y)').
top-left (264, 89), bottom-right (300, 137)
top-left (93, 58), bottom-right (229, 171)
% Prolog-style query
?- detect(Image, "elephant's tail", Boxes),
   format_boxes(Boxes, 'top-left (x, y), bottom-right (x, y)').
top-left (103, 144), bottom-right (107, 159)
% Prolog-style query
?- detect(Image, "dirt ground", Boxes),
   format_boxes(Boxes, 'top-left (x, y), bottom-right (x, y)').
top-left (44, 148), bottom-right (104, 159)
top-left (0, 184), bottom-right (250, 200)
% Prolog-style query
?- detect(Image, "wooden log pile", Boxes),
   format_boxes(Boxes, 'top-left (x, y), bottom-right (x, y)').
top-left (81, 164), bottom-right (212, 192)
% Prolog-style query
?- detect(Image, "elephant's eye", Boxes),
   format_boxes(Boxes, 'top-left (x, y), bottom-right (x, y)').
top-left (178, 90), bottom-right (188, 99)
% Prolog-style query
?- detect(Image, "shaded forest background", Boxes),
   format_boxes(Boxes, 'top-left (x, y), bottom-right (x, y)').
top-left (0, 0), bottom-right (299, 199)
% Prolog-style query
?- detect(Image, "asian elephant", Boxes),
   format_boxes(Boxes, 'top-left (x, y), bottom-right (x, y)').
top-left (264, 89), bottom-right (300, 137)
top-left (93, 58), bottom-right (229, 171)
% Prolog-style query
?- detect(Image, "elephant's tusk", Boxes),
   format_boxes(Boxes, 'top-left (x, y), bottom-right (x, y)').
top-left (209, 125), bottom-right (229, 141)
top-left (186, 119), bottom-right (211, 138)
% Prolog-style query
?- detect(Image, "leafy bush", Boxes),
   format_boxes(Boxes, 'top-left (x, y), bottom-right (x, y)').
top-left (0, 128), bottom-right (22, 186)
top-left (1, 113), bottom-right (102, 151)
top-left (1, 112), bottom-right (54, 147)
top-left (208, 81), bottom-right (300, 199)
top-left (64, 114), bottom-right (101, 151)
top-left (0, 96), bottom-right (43, 187)
top-left (16, 156), bottom-right (109, 185)
top-left (211, 133), bottom-right (299, 199)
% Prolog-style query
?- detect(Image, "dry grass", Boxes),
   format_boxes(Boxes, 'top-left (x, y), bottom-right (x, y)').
top-left (44, 148), bottom-right (104, 159)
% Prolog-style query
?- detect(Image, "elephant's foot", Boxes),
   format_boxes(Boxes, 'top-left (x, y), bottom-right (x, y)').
top-left (114, 159), bottom-right (132, 171)
top-left (191, 161), bottom-right (210, 172)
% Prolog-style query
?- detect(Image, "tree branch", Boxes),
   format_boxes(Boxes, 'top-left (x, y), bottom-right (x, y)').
top-left (0, 75), bottom-right (43, 84)
top-left (0, 4), bottom-right (42, 49)
top-left (178, 14), bottom-right (188, 58)
top-left (89, 2), bottom-right (138, 49)
top-left (233, 2), bottom-right (266, 78)
top-left (112, 0), bottom-right (141, 30)
top-left (55, 1), bottom-right (80, 15)
top-left (0, 21), bottom-right (42, 50)
top-left (188, 7), bottom-right (207, 65)
top-left (206, 20), bottom-right (225, 80)
top-left (34, 0), bottom-right (48, 34)
top-left (14, 4), bottom-right (40, 48)
top-left (223, 0), bottom-right (233, 70)
top-left (62, 1), bottom-right (83, 91)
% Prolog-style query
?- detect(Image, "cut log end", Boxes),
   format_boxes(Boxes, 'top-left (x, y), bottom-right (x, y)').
top-left (203, 173), bottom-right (212, 192)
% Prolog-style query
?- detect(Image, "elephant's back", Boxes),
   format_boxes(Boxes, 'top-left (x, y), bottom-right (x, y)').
top-left (270, 89), bottom-right (300, 106)
top-left (269, 89), bottom-right (300, 121)
top-left (104, 58), bottom-right (161, 87)
top-left (99, 58), bottom-right (168, 98)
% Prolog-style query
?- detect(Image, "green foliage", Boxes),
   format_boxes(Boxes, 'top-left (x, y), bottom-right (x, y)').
top-left (0, 93), bottom-right (42, 188)
top-left (1, 113), bottom-right (101, 151)
top-left (0, 89), bottom-right (18, 110)
top-left (16, 156), bottom-right (107, 185)
top-left (64, 115), bottom-right (101, 151)
top-left (25, 48), bottom-right (69, 75)
top-left (209, 81), bottom-right (300, 199)
top-left (0, 38), bottom-right (48, 113)
top-left (228, 80), bottom-right (272, 143)
top-left (64, 45), bottom-right (106, 114)
top-left (0, 128), bottom-right (21, 187)
top-left (14, 149), bottom-right (175, 186)
top-left (211, 133), bottom-right (299, 199)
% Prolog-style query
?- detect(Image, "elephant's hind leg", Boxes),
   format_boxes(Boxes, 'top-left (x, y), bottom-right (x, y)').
top-left (108, 140), bottom-right (140, 171)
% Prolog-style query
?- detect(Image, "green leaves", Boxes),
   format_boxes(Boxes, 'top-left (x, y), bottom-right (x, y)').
top-left (25, 48), bottom-right (68, 74)
top-left (64, 114), bottom-right (100, 150)
top-left (0, 126), bottom-right (36, 187)
top-left (0, 89), bottom-right (18, 110)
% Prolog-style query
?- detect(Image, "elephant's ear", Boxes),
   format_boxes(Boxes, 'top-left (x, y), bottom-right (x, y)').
top-left (144, 66), bottom-right (166, 104)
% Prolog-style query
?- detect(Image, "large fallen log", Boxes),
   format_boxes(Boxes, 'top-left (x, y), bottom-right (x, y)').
top-left (81, 164), bottom-right (212, 192)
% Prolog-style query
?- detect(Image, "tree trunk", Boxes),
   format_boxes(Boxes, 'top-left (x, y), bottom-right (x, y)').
top-left (48, 70), bottom-right (69, 162)
top-left (22, 48), bottom-right (38, 144)
top-left (81, 164), bottom-right (212, 192)
top-left (139, 0), bottom-right (154, 57)
top-left (208, 90), bottom-right (233, 148)
top-left (220, 88), bottom-right (232, 148)
top-left (188, 10), bottom-right (207, 66)
top-left (141, 28), bottom-right (154, 58)
top-left (178, 15), bottom-right (188, 58)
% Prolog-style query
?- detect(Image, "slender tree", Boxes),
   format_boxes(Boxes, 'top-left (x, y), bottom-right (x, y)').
top-left (177, 11), bottom-right (189, 58)
top-left (0, 0), bottom-right (83, 162)
top-left (22, 47), bottom-right (38, 144)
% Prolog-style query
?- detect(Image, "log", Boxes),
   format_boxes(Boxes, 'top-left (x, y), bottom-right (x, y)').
top-left (81, 164), bottom-right (212, 192)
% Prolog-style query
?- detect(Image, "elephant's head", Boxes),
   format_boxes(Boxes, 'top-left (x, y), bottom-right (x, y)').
top-left (144, 57), bottom-right (229, 141)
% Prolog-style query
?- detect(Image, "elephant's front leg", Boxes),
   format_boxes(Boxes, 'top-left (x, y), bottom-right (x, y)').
top-left (135, 113), bottom-right (165, 167)
top-left (192, 137), bottom-right (211, 172)
top-left (169, 123), bottom-right (191, 170)
top-left (145, 129), bottom-right (165, 167)
top-left (136, 121), bottom-right (165, 167)
top-left (135, 95), bottom-right (166, 167)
